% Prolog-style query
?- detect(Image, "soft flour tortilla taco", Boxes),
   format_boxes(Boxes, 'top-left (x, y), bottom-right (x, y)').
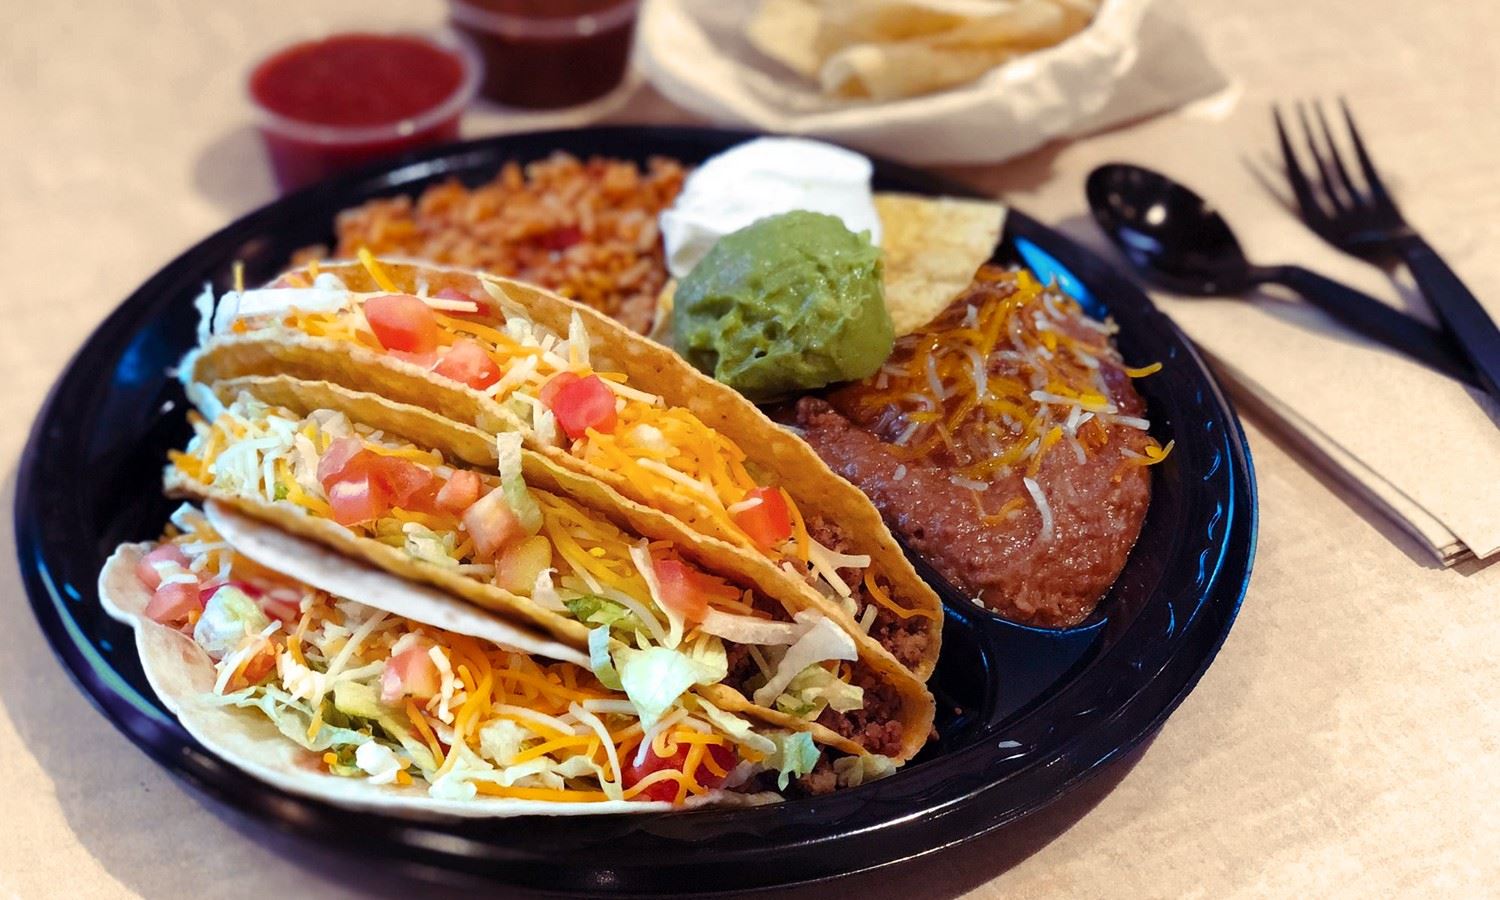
top-left (163, 382), bottom-right (934, 764)
top-left (101, 503), bottom-right (903, 812)
top-left (183, 255), bottom-right (944, 681)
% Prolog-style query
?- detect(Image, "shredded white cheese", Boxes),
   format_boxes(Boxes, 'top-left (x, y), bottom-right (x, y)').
top-left (1023, 477), bottom-right (1054, 542)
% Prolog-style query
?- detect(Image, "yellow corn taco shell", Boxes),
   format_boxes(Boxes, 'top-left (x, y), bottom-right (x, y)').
top-left (187, 258), bottom-right (944, 683)
top-left (175, 375), bottom-right (934, 762)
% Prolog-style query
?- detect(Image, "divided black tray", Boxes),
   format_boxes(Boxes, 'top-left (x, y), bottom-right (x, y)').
top-left (14, 126), bottom-right (1255, 894)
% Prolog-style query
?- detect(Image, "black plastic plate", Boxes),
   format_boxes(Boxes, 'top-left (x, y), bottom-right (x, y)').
top-left (14, 126), bottom-right (1255, 894)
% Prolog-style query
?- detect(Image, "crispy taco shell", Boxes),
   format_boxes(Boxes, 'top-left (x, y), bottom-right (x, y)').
top-left (188, 259), bottom-right (944, 682)
top-left (98, 530), bottom-right (758, 816)
top-left (178, 375), bottom-right (932, 761)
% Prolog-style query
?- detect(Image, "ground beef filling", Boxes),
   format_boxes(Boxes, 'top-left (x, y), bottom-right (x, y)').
top-left (802, 515), bottom-right (933, 670)
top-left (723, 645), bottom-right (905, 758)
top-left (795, 395), bottom-right (1151, 628)
top-left (795, 759), bottom-right (839, 796)
top-left (816, 668), bottom-right (904, 757)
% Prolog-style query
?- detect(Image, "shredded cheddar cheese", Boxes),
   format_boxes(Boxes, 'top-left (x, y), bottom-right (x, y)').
top-left (357, 247), bottom-right (399, 292)
top-left (843, 266), bottom-right (1169, 539)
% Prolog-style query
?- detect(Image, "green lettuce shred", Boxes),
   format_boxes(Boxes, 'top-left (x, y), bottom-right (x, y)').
top-left (767, 731), bottom-right (821, 790)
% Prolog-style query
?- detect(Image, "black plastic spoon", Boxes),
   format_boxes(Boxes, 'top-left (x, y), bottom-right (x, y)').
top-left (1085, 163), bottom-right (1476, 386)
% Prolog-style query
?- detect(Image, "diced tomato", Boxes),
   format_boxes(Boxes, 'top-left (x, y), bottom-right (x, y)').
top-left (539, 371), bottom-right (580, 408)
top-left (541, 373), bottom-right (617, 439)
top-left (495, 535), bottom-right (552, 595)
top-left (374, 456), bottom-right (438, 509)
top-left (537, 225), bottom-right (583, 251)
top-left (733, 487), bottom-right (793, 550)
top-left (433, 338), bottom-right (501, 390)
top-left (623, 742), bottom-right (737, 802)
top-left (462, 487), bottom-right (525, 561)
top-left (653, 559), bottom-right (708, 624)
top-left (144, 581), bottom-right (201, 625)
top-left (435, 287), bottom-right (473, 303)
top-left (136, 545), bottom-right (188, 591)
top-left (401, 479), bottom-right (443, 516)
top-left (381, 641), bottom-right (441, 705)
top-left (327, 475), bottom-right (385, 526)
top-left (320, 442), bottom-right (438, 523)
top-left (364, 294), bottom-right (439, 353)
top-left (650, 559), bottom-right (738, 626)
top-left (435, 470), bottom-right (482, 513)
top-left (317, 436), bottom-right (366, 490)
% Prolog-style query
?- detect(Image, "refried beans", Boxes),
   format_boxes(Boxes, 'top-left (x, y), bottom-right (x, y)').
top-left (791, 266), bottom-right (1168, 627)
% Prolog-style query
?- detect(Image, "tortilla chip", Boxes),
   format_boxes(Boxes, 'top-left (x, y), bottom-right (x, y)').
top-left (747, 0), bottom-right (825, 77)
top-left (877, 192), bottom-right (1006, 335)
top-left (748, 0), bottom-right (1098, 100)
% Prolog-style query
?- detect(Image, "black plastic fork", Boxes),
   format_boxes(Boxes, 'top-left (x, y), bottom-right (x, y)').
top-left (1275, 99), bottom-right (1500, 403)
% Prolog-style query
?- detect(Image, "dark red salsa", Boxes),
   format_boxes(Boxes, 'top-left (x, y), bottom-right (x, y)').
top-left (450, 0), bottom-right (638, 109)
top-left (249, 33), bottom-right (475, 191)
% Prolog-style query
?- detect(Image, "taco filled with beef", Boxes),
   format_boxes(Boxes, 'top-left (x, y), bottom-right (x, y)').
top-left (182, 255), bottom-right (944, 681)
top-left (163, 378), bottom-right (934, 765)
top-left (101, 503), bottom-right (907, 812)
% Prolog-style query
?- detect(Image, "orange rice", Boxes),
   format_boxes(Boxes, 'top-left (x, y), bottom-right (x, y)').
top-left (300, 153), bottom-right (687, 333)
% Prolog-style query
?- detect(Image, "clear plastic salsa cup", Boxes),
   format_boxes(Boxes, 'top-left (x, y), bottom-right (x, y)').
top-left (248, 30), bottom-right (482, 193)
top-left (448, 0), bottom-right (640, 109)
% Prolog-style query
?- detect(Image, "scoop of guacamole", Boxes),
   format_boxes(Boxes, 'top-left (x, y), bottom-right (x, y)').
top-left (673, 211), bottom-right (892, 401)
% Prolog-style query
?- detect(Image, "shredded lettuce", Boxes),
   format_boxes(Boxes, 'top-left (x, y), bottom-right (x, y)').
top-left (773, 695), bottom-right (819, 718)
top-left (683, 632), bottom-right (728, 677)
top-left (751, 612), bottom-right (858, 708)
top-left (427, 741), bottom-right (492, 801)
top-left (776, 665), bottom-right (865, 719)
top-left (629, 543), bottom-right (683, 649)
top-left (767, 731), bottom-right (821, 790)
top-left (534, 407), bottom-right (560, 447)
top-left (588, 627), bottom-right (624, 691)
top-left (694, 699), bottom-right (777, 757)
top-left (403, 523), bottom-right (459, 569)
top-left (698, 608), bottom-right (802, 646)
top-left (209, 687), bottom-right (372, 759)
top-left (833, 754), bottom-right (896, 789)
top-left (495, 432), bottom-right (542, 534)
top-left (614, 644), bottom-right (724, 731)
top-left (477, 718), bottom-right (530, 766)
top-left (566, 595), bottom-right (644, 633)
top-left (193, 585), bottom-right (270, 659)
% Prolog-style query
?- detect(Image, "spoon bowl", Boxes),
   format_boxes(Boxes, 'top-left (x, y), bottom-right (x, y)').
top-left (1084, 162), bottom-right (1474, 386)
top-left (1086, 163), bottom-right (1252, 294)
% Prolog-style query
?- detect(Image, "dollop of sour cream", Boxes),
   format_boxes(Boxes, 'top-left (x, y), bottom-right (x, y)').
top-left (660, 137), bottom-right (882, 279)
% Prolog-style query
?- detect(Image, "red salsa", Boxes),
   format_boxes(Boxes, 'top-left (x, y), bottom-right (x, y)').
top-left (249, 33), bottom-right (477, 191)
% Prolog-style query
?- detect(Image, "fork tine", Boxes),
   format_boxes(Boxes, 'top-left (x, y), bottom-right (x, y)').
top-left (1313, 100), bottom-right (1363, 207)
top-left (1273, 104), bottom-right (1329, 227)
top-left (1296, 101), bottom-right (1347, 213)
top-left (1339, 98), bottom-right (1396, 208)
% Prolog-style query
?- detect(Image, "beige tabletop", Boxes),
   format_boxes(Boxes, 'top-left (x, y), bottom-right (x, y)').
top-left (3, 1), bottom-right (1497, 897)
